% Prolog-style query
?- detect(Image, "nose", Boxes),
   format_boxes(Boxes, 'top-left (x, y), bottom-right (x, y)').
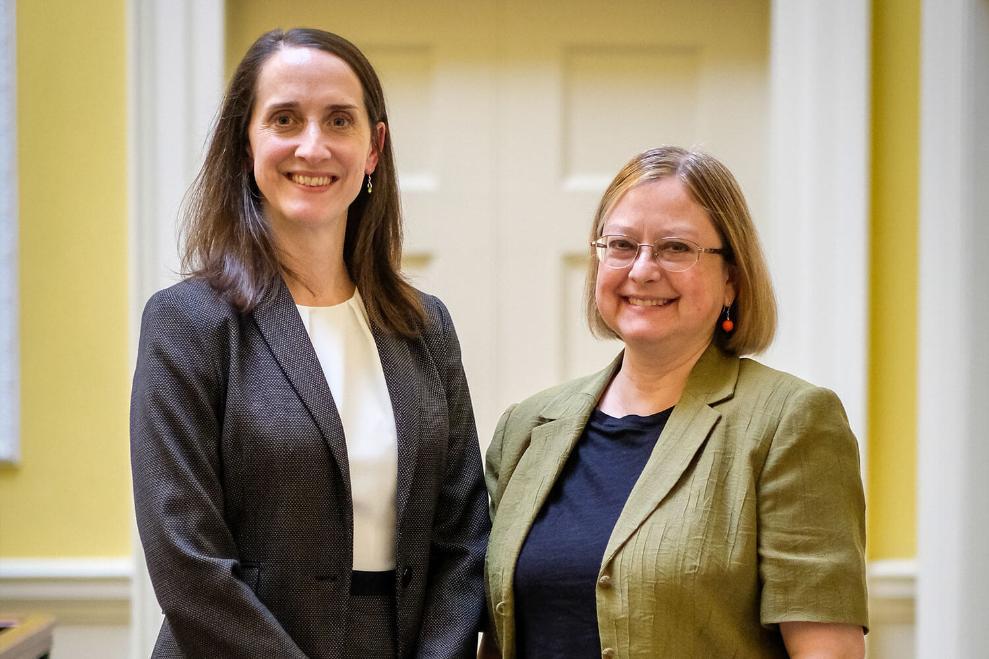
top-left (627, 245), bottom-right (663, 282)
top-left (295, 121), bottom-right (330, 162)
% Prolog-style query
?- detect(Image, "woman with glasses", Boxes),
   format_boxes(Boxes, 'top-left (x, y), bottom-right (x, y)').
top-left (483, 146), bottom-right (868, 658)
top-left (131, 28), bottom-right (488, 658)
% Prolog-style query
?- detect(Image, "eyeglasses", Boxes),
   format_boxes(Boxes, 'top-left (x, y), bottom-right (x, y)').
top-left (590, 234), bottom-right (730, 272)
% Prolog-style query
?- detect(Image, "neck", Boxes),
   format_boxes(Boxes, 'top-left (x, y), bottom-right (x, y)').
top-left (271, 216), bottom-right (354, 306)
top-left (598, 340), bottom-right (711, 417)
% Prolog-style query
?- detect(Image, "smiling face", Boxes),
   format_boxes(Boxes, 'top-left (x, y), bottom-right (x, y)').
top-left (594, 177), bottom-right (736, 362)
top-left (247, 46), bottom-right (385, 238)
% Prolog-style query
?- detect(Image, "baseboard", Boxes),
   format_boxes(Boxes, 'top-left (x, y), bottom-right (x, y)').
top-left (0, 557), bottom-right (915, 627)
top-left (0, 557), bottom-right (132, 625)
top-left (868, 559), bottom-right (916, 625)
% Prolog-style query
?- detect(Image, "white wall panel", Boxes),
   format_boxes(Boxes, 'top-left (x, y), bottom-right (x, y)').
top-left (0, 0), bottom-right (18, 463)
top-left (917, 0), bottom-right (989, 655)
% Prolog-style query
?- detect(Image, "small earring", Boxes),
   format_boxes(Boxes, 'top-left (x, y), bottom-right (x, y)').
top-left (366, 173), bottom-right (373, 195)
top-left (721, 305), bottom-right (735, 333)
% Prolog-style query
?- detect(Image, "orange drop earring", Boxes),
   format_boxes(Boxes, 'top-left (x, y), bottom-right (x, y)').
top-left (721, 305), bottom-right (735, 333)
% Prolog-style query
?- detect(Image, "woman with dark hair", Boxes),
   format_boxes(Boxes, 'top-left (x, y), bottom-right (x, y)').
top-left (484, 146), bottom-right (868, 657)
top-left (131, 28), bottom-right (489, 658)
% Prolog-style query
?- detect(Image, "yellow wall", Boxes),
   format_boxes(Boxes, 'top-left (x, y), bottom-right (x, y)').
top-left (0, 0), bottom-right (131, 557)
top-left (867, 0), bottom-right (919, 560)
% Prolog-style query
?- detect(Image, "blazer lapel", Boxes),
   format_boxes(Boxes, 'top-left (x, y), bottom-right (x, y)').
top-left (602, 345), bottom-right (739, 566)
top-left (494, 355), bottom-right (623, 597)
top-left (251, 278), bottom-right (351, 487)
top-left (371, 326), bottom-right (422, 524)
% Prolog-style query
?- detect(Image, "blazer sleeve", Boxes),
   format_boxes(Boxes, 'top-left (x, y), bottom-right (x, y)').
top-left (130, 289), bottom-right (308, 658)
top-left (757, 385), bottom-right (869, 630)
top-left (416, 297), bottom-right (492, 658)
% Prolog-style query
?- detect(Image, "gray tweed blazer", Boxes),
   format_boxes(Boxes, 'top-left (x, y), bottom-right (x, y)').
top-left (131, 277), bottom-right (489, 658)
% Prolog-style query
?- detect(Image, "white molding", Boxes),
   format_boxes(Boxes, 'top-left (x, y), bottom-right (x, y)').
top-left (868, 559), bottom-right (917, 601)
top-left (0, 557), bottom-right (132, 579)
top-left (128, 1), bottom-right (226, 657)
top-left (766, 1), bottom-right (871, 458)
top-left (0, 0), bottom-right (19, 464)
top-left (917, 0), bottom-right (989, 656)
top-left (868, 560), bottom-right (916, 656)
top-left (0, 558), bottom-right (132, 601)
top-left (131, 0), bottom-right (226, 310)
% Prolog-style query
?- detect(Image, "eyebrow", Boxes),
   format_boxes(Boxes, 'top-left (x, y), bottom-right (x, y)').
top-left (602, 221), bottom-right (699, 237)
top-left (261, 101), bottom-right (361, 113)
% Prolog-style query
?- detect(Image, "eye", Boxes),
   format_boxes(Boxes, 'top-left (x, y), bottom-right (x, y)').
top-left (271, 112), bottom-right (295, 128)
top-left (329, 112), bottom-right (353, 129)
top-left (659, 239), bottom-right (693, 255)
top-left (606, 236), bottom-right (637, 252)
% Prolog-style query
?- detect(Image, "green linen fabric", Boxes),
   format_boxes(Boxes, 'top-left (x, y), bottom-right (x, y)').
top-left (484, 344), bottom-right (868, 658)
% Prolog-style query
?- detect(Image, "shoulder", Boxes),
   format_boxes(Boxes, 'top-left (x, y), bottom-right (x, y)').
top-left (729, 357), bottom-right (853, 450)
top-left (142, 278), bottom-right (237, 329)
top-left (413, 289), bottom-right (452, 333)
top-left (486, 360), bottom-right (616, 500)
top-left (516, 371), bottom-right (602, 418)
top-left (499, 364), bottom-right (614, 437)
top-left (138, 279), bottom-right (239, 366)
top-left (409, 289), bottom-right (462, 361)
top-left (734, 357), bottom-right (842, 411)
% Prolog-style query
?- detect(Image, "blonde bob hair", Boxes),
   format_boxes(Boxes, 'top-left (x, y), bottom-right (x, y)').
top-left (585, 146), bottom-right (776, 355)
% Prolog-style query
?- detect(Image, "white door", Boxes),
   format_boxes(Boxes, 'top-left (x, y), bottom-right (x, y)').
top-left (494, 0), bottom-right (769, 415)
top-left (245, 0), bottom-right (770, 444)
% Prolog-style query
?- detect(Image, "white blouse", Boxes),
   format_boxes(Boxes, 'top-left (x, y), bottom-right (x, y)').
top-left (296, 292), bottom-right (398, 571)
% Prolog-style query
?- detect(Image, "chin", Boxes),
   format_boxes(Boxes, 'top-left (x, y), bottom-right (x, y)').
top-left (613, 319), bottom-right (668, 342)
top-left (612, 327), bottom-right (664, 348)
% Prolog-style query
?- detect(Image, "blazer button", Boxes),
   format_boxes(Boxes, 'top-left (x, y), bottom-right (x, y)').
top-left (598, 574), bottom-right (612, 588)
top-left (602, 648), bottom-right (616, 658)
top-left (495, 600), bottom-right (510, 616)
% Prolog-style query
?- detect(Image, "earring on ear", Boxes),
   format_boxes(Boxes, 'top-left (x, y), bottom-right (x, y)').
top-left (721, 305), bottom-right (735, 333)
top-left (366, 173), bottom-right (373, 195)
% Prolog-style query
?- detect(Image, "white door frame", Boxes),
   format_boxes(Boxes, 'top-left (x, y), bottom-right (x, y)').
top-left (766, 1), bottom-right (871, 451)
top-left (127, 1), bottom-right (226, 656)
top-left (916, 0), bottom-right (989, 655)
top-left (128, 2), bottom-right (872, 654)
top-left (0, 0), bottom-right (19, 464)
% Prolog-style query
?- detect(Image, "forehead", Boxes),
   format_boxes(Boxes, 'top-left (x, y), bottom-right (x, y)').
top-left (602, 177), bottom-right (718, 239)
top-left (253, 46), bottom-right (365, 110)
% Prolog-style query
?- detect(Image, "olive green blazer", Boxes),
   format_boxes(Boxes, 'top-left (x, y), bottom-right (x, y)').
top-left (485, 345), bottom-right (868, 658)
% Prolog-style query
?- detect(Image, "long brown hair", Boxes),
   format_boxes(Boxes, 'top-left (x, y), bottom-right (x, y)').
top-left (585, 146), bottom-right (777, 355)
top-left (181, 28), bottom-right (425, 336)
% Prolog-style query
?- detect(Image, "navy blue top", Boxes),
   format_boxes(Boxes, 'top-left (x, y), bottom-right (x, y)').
top-left (513, 407), bottom-right (673, 659)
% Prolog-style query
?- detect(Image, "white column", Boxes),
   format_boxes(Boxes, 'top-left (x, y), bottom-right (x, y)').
top-left (767, 0), bottom-right (872, 449)
top-left (917, 0), bottom-right (989, 655)
top-left (127, 1), bottom-right (225, 656)
top-left (0, 0), bottom-right (18, 463)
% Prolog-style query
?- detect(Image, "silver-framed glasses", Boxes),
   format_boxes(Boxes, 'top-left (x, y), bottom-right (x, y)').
top-left (590, 234), bottom-right (730, 271)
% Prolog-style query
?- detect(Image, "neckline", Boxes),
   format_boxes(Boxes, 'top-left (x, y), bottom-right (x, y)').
top-left (591, 406), bottom-right (674, 424)
top-left (296, 292), bottom-right (357, 312)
